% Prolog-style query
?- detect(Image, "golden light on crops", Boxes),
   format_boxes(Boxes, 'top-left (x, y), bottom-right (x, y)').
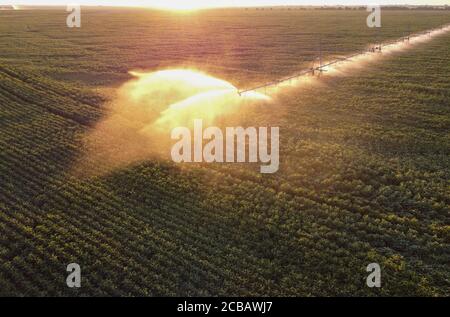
top-left (75, 68), bottom-right (270, 175)
top-left (123, 69), bottom-right (270, 131)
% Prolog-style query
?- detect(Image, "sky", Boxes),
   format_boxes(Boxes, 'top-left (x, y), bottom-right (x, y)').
top-left (6, 0), bottom-right (450, 9)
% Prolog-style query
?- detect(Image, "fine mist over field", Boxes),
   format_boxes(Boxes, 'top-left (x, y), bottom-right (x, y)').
top-left (75, 69), bottom-right (270, 175)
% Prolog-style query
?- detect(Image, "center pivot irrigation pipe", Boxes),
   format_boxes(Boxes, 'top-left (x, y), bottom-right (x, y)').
top-left (237, 23), bottom-right (450, 96)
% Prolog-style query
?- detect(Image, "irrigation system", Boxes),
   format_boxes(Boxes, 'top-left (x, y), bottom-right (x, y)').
top-left (237, 23), bottom-right (450, 96)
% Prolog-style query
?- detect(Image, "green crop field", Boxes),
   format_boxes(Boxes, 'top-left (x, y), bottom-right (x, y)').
top-left (0, 7), bottom-right (449, 296)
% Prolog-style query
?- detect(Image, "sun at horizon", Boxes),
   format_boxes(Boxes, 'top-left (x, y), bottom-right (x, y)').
top-left (140, 0), bottom-right (221, 11)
